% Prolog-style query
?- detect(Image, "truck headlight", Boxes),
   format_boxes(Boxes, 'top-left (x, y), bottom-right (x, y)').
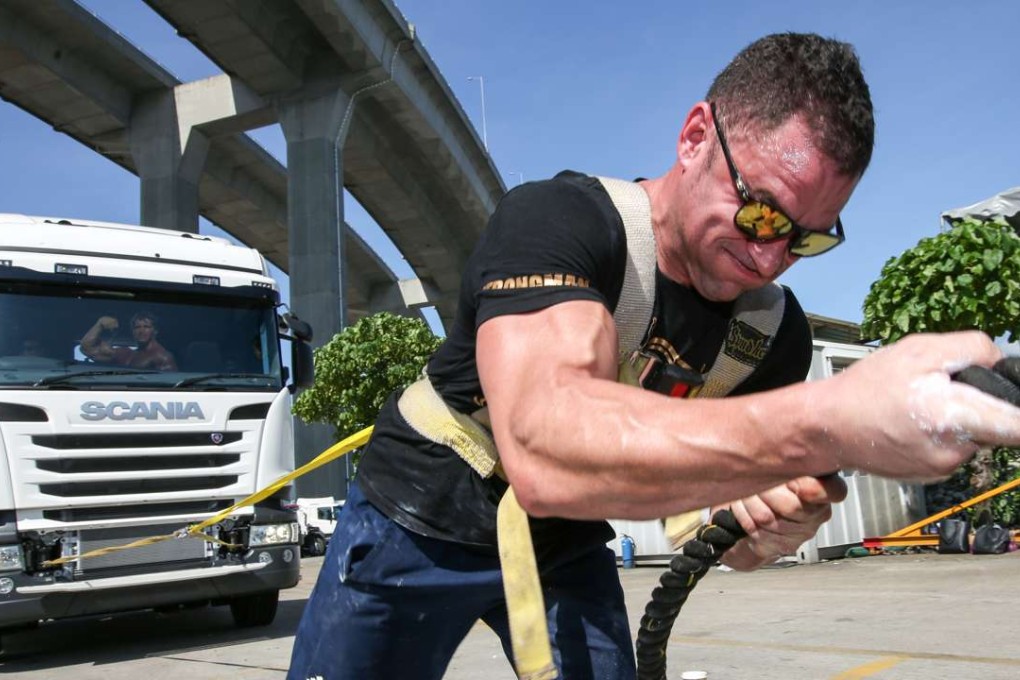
top-left (0, 545), bottom-right (23, 572)
top-left (249, 522), bottom-right (299, 547)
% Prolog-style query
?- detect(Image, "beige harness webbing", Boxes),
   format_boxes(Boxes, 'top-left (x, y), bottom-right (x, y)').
top-left (399, 377), bottom-right (499, 478)
top-left (397, 176), bottom-right (785, 679)
top-left (700, 284), bottom-right (785, 398)
top-left (497, 487), bottom-right (559, 680)
top-left (596, 177), bottom-right (657, 357)
top-left (660, 275), bottom-right (786, 546)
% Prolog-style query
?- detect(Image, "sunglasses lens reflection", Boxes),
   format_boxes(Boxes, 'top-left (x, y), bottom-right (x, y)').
top-left (790, 233), bottom-right (841, 257)
top-left (735, 201), bottom-right (793, 240)
top-left (735, 201), bottom-right (843, 257)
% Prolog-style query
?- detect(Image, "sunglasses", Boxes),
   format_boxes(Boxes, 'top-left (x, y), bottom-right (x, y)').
top-left (710, 103), bottom-right (845, 257)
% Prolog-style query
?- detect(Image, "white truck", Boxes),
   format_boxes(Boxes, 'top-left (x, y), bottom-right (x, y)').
top-left (290, 496), bottom-right (343, 556)
top-left (0, 214), bottom-right (314, 647)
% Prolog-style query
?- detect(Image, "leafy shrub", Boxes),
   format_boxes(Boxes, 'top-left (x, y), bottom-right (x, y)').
top-left (293, 312), bottom-right (442, 465)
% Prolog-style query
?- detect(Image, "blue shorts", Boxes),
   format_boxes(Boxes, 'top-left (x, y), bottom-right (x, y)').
top-left (287, 482), bottom-right (635, 680)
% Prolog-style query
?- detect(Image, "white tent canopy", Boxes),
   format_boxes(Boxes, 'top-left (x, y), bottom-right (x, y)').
top-left (942, 187), bottom-right (1020, 224)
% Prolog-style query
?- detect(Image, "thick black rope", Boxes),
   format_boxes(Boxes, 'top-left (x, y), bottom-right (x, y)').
top-left (635, 509), bottom-right (746, 680)
top-left (953, 357), bottom-right (1020, 408)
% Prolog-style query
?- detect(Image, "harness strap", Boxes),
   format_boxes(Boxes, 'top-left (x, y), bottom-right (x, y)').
top-left (596, 176), bottom-right (657, 358)
top-left (398, 376), bottom-right (499, 478)
top-left (497, 487), bottom-right (559, 680)
top-left (699, 284), bottom-right (786, 398)
top-left (658, 284), bottom-right (784, 549)
top-left (594, 176), bottom-right (784, 550)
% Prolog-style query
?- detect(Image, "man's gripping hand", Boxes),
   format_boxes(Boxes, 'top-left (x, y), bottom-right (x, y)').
top-left (819, 332), bottom-right (1020, 483)
top-left (718, 473), bottom-right (847, 572)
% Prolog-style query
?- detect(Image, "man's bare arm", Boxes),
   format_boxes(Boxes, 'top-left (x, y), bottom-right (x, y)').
top-left (477, 300), bottom-right (1020, 521)
top-left (79, 316), bottom-right (118, 362)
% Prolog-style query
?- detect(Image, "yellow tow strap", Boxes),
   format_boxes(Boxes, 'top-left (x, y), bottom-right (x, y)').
top-left (188, 425), bottom-right (373, 533)
top-left (497, 487), bottom-right (558, 680)
top-left (663, 510), bottom-right (705, 552)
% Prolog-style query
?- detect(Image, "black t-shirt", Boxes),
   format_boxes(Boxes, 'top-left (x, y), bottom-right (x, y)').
top-left (357, 171), bottom-right (812, 559)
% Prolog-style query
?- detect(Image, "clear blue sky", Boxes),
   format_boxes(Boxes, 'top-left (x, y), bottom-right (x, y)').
top-left (1, 0), bottom-right (1017, 329)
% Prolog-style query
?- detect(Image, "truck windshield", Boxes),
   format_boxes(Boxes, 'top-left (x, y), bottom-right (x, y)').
top-left (0, 284), bottom-right (283, 391)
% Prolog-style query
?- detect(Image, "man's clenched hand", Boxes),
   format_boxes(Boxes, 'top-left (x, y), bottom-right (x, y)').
top-left (819, 332), bottom-right (1020, 483)
top-left (719, 473), bottom-right (847, 571)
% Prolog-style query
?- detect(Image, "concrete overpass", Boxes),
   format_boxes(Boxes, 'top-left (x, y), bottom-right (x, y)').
top-left (0, 0), bottom-right (505, 494)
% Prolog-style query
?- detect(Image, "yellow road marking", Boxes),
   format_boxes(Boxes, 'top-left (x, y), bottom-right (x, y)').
top-left (830, 655), bottom-right (907, 679)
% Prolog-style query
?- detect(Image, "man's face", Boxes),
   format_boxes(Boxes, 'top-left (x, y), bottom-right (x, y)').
top-left (667, 110), bottom-right (858, 302)
top-left (132, 318), bottom-right (155, 344)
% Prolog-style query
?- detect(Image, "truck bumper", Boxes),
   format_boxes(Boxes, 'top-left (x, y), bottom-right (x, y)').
top-left (0, 544), bottom-right (299, 628)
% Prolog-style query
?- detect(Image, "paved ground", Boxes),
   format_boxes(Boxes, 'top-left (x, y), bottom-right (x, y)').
top-left (1, 550), bottom-right (1018, 679)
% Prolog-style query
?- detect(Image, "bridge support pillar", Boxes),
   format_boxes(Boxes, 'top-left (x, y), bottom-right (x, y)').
top-left (277, 81), bottom-right (352, 498)
top-left (129, 91), bottom-right (209, 233)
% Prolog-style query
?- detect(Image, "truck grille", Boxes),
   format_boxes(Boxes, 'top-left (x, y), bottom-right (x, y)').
top-left (27, 434), bottom-right (246, 503)
top-left (41, 476), bottom-right (238, 497)
top-left (32, 432), bottom-right (242, 449)
top-left (44, 500), bottom-right (232, 523)
top-left (36, 454), bottom-right (241, 474)
top-left (73, 524), bottom-right (211, 573)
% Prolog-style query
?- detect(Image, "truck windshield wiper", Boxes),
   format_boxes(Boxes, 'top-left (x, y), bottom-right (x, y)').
top-left (34, 369), bottom-right (161, 387)
top-left (174, 373), bottom-right (270, 388)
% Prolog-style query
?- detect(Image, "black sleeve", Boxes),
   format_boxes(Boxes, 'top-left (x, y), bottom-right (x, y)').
top-left (471, 173), bottom-right (627, 329)
top-left (730, 287), bottom-right (813, 395)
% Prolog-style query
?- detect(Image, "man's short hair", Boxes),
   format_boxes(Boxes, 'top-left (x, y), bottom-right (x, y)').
top-left (707, 32), bottom-right (875, 178)
top-left (130, 311), bottom-right (159, 329)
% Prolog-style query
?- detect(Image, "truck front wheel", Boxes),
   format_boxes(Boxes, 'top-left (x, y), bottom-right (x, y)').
top-left (308, 533), bottom-right (327, 557)
top-left (229, 590), bottom-right (279, 628)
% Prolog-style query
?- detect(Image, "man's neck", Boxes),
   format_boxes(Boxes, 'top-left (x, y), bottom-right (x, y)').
top-left (638, 174), bottom-right (693, 288)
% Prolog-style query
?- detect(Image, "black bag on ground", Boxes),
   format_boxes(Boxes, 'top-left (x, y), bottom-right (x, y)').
top-left (938, 518), bottom-right (970, 554)
top-left (973, 523), bottom-right (1012, 554)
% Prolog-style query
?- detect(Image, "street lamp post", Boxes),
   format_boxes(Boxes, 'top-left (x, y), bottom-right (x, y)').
top-left (467, 75), bottom-right (488, 151)
top-left (509, 171), bottom-right (524, 186)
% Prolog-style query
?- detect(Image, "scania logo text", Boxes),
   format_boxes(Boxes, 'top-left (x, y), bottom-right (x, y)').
top-left (80, 401), bottom-right (206, 421)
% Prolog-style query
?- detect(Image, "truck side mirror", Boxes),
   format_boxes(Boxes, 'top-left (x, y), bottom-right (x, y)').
top-left (291, 339), bottom-right (314, 389)
top-left (282, 312), bottom-right (313, 343)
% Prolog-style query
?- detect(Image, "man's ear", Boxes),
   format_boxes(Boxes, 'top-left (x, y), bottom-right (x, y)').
top-left (676, 102), bottom-right (712, 171)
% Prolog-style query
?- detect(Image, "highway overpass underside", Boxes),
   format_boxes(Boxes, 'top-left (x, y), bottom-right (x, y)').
top-left (0, 0), bottom-right (505, 495)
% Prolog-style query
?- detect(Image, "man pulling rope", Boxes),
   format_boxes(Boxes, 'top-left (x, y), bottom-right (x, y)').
top-left (288, 33), bottom-right (1020, 680)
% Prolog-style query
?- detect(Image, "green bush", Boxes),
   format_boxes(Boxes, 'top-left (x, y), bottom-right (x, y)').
top-left (293, 312), bottom-right (442, 465)
top-left (862, 219), bottom-right (1020, 343)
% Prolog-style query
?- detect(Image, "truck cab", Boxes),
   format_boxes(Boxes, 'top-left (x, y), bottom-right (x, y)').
top-left (0, 214), bottom-right (314, 646)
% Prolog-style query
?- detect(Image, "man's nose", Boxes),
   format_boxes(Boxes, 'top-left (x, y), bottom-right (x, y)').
top-left (747, 239), bottom-right (790, 279)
